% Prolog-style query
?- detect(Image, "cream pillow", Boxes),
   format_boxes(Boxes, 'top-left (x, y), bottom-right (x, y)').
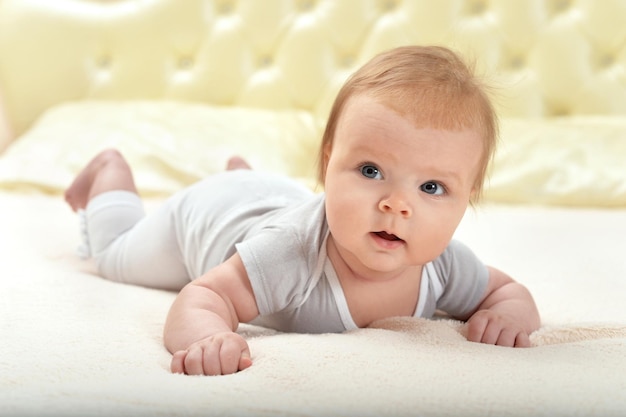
top-left (485, 117), bottom-right (626, 207)
top-left (1, 101), bottom-right (625, 208)
top-left (0, 101), bottom-right (323, 195)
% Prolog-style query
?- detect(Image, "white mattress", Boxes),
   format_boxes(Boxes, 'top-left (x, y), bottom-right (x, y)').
top-left (1, 190), bottom-right (625, 416)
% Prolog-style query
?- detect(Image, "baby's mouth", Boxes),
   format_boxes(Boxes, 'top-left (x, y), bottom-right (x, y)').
top-left (374, 231), bottom-right (403, 242)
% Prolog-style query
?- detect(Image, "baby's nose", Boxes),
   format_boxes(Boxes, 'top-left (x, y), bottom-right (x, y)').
top-left (378, 193), bottom-right (412, 217)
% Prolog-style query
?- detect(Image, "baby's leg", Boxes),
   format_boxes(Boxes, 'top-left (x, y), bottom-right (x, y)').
top-left (91, 155), bottom-right (252, 289)
top-left (67, 151), bottom-right (253, 290)
top-left (66, 149), bottom-right (189, 290)
top-left (90, 193), bottom-right (190, 291)
top-left (66, 151), bottom-right (250, 212)
top-left (65, 148), bottom-right (137, 212)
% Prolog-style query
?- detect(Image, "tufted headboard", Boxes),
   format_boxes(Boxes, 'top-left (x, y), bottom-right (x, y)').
top-left (1, 0), bottom-right (625, 206)
top-left (1, 0), bottom-right (626, 138)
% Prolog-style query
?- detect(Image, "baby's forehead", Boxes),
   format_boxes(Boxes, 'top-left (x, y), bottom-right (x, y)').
top-left (341, 93), bottom-right (484, 138)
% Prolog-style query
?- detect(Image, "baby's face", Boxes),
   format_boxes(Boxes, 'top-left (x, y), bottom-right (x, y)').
top-left (323, 94), bottom-right (483, 279)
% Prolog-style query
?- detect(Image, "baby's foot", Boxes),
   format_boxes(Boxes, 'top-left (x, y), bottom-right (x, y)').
top-left (64, 149), bottom-right (133, 212)
top-left (64, 149), bottom-right (137, 260)
top-left (226, 156), bottom-right (252, 170)
top-left (64, 169), bottom-right (92, 212)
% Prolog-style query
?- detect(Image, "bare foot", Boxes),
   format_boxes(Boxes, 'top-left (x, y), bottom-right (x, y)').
top-left (226, 156), bottom-right (252, 170)
top-left (64, 149), bottom-right (136, 212)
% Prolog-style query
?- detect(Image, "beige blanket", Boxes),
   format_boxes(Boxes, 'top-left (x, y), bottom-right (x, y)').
top-left (1, 191), bottom-right (625, 417)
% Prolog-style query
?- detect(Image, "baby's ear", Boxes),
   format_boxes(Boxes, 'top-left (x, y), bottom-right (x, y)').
top-left (322, 143), bottom-right (332, 169)
top-left (469, 185), bottom-right (480, 206)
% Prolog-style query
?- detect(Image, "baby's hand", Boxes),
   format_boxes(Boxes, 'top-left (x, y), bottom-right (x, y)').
top-left (170, 331), bottom-right (252, 376)
top-left (465, 309), bottom-right (531, 348)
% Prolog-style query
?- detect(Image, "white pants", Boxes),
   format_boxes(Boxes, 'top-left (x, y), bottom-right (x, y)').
top-left (84, 190), bottom-right (190, 290)
top-left (82, 170), bottom-right (313, 291)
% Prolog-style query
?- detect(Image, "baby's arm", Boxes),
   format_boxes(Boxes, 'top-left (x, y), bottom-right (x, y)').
top-left (163, 253), bottom-right (259, 375)
top-left (464, 267), bottom-right (540, 347)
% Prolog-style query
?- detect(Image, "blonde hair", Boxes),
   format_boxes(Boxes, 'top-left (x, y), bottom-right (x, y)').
top-left (317, 45), bottom-right (498, 204)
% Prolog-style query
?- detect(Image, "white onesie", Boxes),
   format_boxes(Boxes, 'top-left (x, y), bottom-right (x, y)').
top-left (83, 170), bottom-right (488, 333)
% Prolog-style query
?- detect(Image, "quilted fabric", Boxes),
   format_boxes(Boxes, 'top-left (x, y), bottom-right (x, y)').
top-left (1, 0), bottom-right (625, 137)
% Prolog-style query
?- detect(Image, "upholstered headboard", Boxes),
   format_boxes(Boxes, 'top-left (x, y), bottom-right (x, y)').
top-left (1, 0), bottom-right (625, 139)
top-left (1, 0), bottom-right (625, 206)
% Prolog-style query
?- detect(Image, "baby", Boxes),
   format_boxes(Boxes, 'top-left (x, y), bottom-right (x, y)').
top-left (65, 45), bottom-right (540, 376)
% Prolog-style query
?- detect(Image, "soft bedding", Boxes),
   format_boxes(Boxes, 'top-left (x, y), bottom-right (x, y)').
top-left (0, 101), bottom-right (625, 416)
top-left (1, 191), bottom-right (625, 417)
top-left (0, 101), bottom-right (322, 195)
top-left (2, 101), bottom-right (626, 206)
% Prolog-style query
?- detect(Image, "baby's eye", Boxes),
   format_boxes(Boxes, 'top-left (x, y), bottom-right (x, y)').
top-left (420, 181), bottom-right (445, 195)
top-left (360, 164), bottom-right (383, 180)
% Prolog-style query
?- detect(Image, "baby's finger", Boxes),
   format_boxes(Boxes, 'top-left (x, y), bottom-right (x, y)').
top-left (219, 338), bottom-right (245, 375)
top-left (239, 350), bottom-right (253, 371)
top-left (515, 331), bottom-right (531, 348)
top-left (170, 350), bottom-right (188, 374)
top-left (465, 315), bottom-right (488, 343)
top-left (479, 321), bottom-right (502, 345)
top-left (202, 341), bottom-right (223, 376)
top-left (495, 328), bottom-right (519, 347)
top-left (183, 346), bottom-right (206, 375)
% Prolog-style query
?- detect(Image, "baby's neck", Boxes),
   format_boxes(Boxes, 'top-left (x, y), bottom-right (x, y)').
top-left (326, 235), bottom-right (423, 327)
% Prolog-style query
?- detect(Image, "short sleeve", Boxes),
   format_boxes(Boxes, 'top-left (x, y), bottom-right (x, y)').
top-left (236, 226), bottom-right (322, 316)
top-left (431, 240), bottom-right (489, 318)
top-left (234, 194), bottom-right (328, 318)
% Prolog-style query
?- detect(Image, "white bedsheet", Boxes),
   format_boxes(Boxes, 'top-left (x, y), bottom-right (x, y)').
top-left (1, 191), bottom-right (625, 417)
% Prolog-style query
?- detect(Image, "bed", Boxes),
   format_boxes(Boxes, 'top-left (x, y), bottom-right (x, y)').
top-left (1, 1), bottom-right (625, 416)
